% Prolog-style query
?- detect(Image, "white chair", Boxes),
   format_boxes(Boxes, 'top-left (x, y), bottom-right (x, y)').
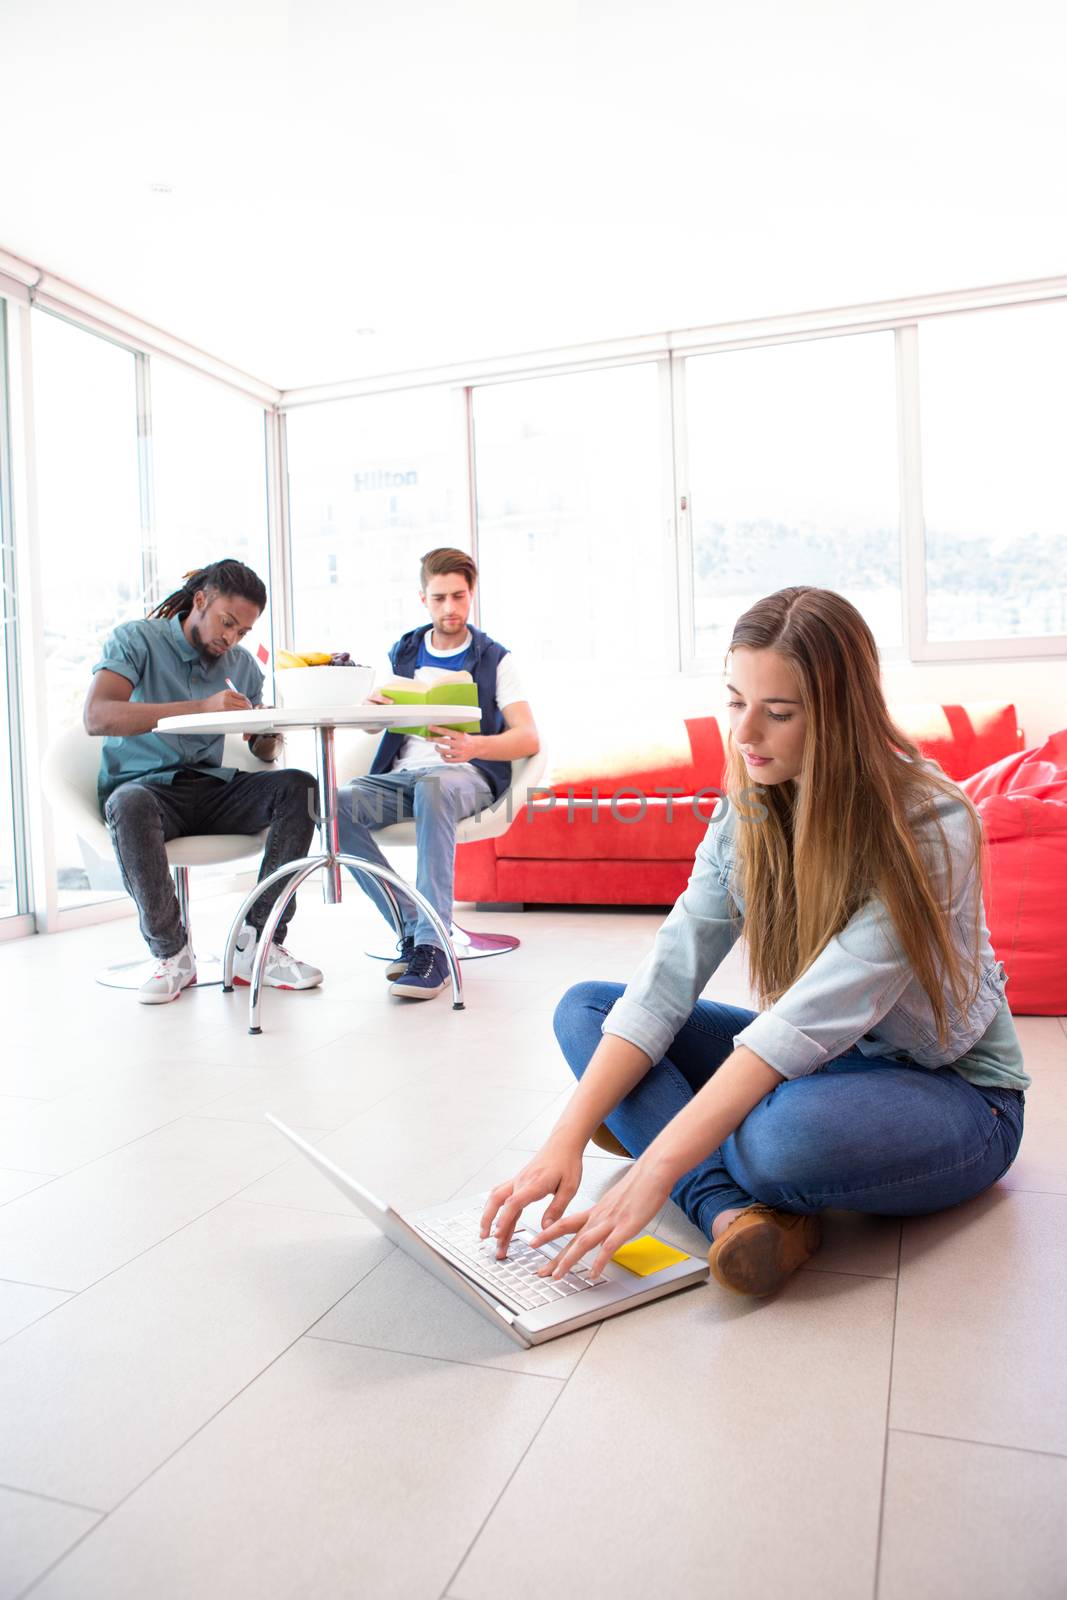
top-left (40, 724), bottom-right (271, 987)
top-left (334, 732), bottom-right (548, 959)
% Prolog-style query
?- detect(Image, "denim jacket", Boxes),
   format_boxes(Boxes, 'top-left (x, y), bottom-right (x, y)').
top-left (603, 776), bottom-right (1012, 1082)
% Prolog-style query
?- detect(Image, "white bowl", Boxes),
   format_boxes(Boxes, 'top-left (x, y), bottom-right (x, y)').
top-left (275, 664), bottom-right (375, 709)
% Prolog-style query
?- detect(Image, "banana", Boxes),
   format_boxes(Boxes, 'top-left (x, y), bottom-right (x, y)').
top-left (299, 651), bottom-right (334, 666)
top-left (274, 649), bottom-right (307, 670)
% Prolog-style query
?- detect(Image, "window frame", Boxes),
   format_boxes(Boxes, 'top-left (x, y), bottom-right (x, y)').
top-left (8, 303), bottom-right (278, 933)
top-left (0, 295), bottom-right (33, 932)
top-left (2, 262), bottom-right (1066, 941)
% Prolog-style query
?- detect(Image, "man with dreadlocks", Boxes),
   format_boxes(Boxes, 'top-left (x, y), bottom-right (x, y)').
top-left (84, 558), bottom-right (324, 1003)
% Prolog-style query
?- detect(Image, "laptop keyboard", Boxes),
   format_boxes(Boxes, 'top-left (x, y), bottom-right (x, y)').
top-left (418, 1206), bottom-right (607, 1312)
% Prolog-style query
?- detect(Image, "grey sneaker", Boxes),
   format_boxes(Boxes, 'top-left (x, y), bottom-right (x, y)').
top-left (138, 944), bottom-right (197, 1005)
top-left (232, 924), bottom-right (323, 990)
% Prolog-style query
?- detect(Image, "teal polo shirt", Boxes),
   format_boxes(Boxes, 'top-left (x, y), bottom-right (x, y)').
top-left (94, 614), bottom-right (264, 809)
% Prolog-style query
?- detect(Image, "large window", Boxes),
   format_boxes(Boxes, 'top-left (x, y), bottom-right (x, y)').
top-left (32, 311), bottom-right (143, 906)
top-left (684, 333), bottom-right (902, 662)
top-left (287, 388), bottom-right (466, 671)
top-left (149, 358), bottom-right (272, 660)
top-left (0, 299), bottom-right (22, 918)
top-left (0, 630), bottom-right (15, 916)
top-left (473, 364), bottom-right (668, 675)
top-left (920, 301), bottom-right (1067, 643)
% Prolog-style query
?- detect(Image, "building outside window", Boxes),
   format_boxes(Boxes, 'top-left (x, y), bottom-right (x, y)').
top-left (473, 363), bottom-right (667, 676)
top-left (684, 331), bottom-right (902, 663)
top-left (148, 358), bottom-right (272, 659)
top-left (287, 388), bottom-right (466, 674)
top-left (920, 300), bottom-right (1067, 643)
top-left (32, 311), bottom-right (142, 907)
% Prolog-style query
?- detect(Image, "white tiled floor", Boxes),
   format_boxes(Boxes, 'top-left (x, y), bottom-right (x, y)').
top-left (1, 888), bottom-right (1065, 1600)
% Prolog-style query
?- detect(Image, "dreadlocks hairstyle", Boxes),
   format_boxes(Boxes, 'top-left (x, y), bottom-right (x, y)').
top-left (148, 559), bottom-right (267, 622)
top-left (724, 586), bottom-right (982, 1048)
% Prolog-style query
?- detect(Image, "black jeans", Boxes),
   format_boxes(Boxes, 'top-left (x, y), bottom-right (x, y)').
top-left (104, 768), bottom-right (319, 959)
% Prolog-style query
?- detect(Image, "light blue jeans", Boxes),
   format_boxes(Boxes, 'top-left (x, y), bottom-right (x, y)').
top-left (337, 768), bottom-right (492, 949)
top-left (554, 981), bottom-right (1026, 1241)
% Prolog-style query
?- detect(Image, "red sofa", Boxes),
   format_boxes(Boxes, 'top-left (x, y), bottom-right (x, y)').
top-left (457, 700), bottom-right (1024, 907)
top-left (457, 699), bottom-right (1066, 1014)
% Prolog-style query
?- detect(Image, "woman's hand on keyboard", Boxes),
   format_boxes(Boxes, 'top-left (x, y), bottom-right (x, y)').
top-left (480, 1136), bottom-right (585, 1260)
top-left (529, 1159), bottom-right (674, 1283)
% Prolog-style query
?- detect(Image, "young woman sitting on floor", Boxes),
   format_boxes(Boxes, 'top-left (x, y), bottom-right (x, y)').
top-left (480, 586), bottom-right (1029, 1298)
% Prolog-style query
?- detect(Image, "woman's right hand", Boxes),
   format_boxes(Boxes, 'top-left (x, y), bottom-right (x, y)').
top-left (480, 1135), bottom-right (585, 1259)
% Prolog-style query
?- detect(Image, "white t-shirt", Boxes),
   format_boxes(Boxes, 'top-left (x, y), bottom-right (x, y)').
top-left (390, 633), bottom-right (525, 776)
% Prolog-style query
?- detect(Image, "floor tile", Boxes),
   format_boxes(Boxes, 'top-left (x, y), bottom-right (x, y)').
top-left (2, 900), bottom-right (1064, 1599)
top-left (0, 1487), bottom-right (100, 1600)
top-left (454, 1271), bottom-right (896, 1600)
top-left (238, 1080), bottom-right (560, 1217)
top-left (879, 1429), bottom-right (1067, 1600)
top-left (190, 1033), bottom-right (431, 1132)
top-left (0, 1170), bottom-right (56, 1204)
top-left (891, 1188), bottom-right (1067, 1455)
top-left (27, 1337), bottom-right (559, 1600)
top-left (1012, 1015), bottom-right (1067, 1073)
top-left (1000, 1069), bottom-right (1067, 1194)
top-left (0, 1063), bottom-right (284, 1175)
top-left (310, 1248), bottom-right (596, 1378)
top-left (507, 1089), bottom-right (577, 1152)
top-left (0, 1281), bottom-right (71, 1343)
top-left (0, 1116), bottom-right (291, 1290)
top-left (0, 1198), bottom-right (388, 1508)
top-left (195, 996), bottom-right (381, 1065)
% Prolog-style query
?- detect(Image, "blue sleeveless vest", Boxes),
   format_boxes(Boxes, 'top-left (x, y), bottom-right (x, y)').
top-left (369, 624), bottom-right (512, 801)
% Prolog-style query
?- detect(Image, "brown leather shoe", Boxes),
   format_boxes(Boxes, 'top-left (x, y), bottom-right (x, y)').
top-left (707, 1204), bottom-right (822, 1297)
top-left (590, 1123), bottom-right (631, 1157)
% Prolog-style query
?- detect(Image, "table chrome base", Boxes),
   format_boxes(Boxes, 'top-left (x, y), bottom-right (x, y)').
top-left (222, 852), bottom-right (466, 1032)
top-left (367, 923), bottom-right (520, 962)
top-left (96, 954), bottom-right (227, 990)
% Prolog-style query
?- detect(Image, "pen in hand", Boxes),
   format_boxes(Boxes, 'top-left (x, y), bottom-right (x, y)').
top-left (225, 676), bottom-right (254, 714)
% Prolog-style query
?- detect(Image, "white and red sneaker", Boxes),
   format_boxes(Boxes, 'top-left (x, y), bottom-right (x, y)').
top-left (138, 943), bottom-right (197, 1005)
top-left (232, 924), bottom-right (323, 990)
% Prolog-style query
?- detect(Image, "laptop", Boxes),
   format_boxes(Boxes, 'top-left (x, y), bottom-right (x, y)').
top-left (267, 1116), bottom-right (708, 1347)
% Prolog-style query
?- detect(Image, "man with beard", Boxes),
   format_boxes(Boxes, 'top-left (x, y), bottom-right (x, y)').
top-left (84, 558), bottom-right (322, 1003)
top-left (338, 546), bottom-right (539, 1001)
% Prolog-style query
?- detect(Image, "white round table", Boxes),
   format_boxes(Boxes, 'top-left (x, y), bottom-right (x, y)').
top-left (156, 704), bottom-right (481, 1029)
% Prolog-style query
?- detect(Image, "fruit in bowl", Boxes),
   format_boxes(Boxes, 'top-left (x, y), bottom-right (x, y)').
top-left (274, 650), bottom-right (375, 709)
top-left (275, 649), bottom-right (370, 670)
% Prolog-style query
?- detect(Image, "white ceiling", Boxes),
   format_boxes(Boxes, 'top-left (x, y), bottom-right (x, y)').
top-left (3, 0), bottom-right (1066, 391)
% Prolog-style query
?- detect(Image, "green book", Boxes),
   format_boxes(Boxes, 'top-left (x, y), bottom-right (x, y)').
top-left (380, 672), bottom-right (480, 738)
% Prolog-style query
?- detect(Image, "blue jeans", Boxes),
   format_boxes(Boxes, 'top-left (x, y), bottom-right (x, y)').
top-left (554, 981), bottom-right (1026, 1242)
top-left (337, 768), bottom-right (492, 949)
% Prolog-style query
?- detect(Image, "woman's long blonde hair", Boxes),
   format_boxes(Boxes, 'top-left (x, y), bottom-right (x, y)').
top-left (727, 587), bottom-right (981, 1046)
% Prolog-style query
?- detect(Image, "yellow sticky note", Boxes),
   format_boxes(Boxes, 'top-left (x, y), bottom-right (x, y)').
top-left (611, 1235), bottom-right (690, 1277)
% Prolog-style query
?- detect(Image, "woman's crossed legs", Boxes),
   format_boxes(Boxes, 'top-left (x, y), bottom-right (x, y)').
top-left (553, 981), bottom-right (1024, 1245)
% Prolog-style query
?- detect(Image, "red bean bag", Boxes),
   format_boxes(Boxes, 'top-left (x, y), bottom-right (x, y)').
top-left (961, 732), bottom-right (1067, 1015)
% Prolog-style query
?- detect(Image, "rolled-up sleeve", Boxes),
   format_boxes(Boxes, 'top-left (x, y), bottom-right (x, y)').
top-left (94, 623), bottom-right (147, 688)
top-left (602, 813), bottom-right (742, 1063)
top-left (732, 894), bottom-right (914, 1077)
